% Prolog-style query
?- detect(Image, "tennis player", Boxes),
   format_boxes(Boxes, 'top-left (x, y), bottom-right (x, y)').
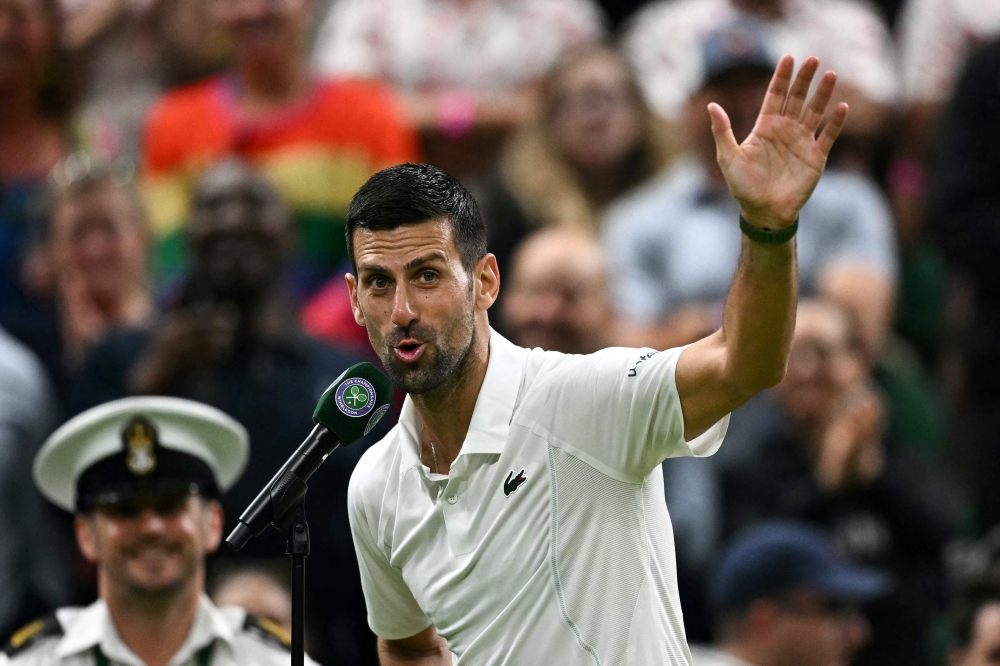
top-left (344, 55), bottom-right (848, 666)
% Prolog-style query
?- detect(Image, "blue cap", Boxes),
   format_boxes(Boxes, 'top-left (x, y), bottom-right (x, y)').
top-left (701, 18), bottom-right (777, 86)
top-left (710, 522), bottom-right (892, 611)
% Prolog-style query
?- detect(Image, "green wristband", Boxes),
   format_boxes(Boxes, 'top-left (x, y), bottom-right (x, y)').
top-left (739, 215), bottom-right (799, 244)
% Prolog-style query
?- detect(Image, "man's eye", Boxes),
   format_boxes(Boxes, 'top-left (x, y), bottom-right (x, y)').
top-left (418, 271), bottom-right (436, 283)
top-left (370, 276), bottom-right (389, 289)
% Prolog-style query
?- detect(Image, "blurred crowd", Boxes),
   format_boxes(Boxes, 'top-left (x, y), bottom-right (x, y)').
top-left (1, 0), bottom-right (999, 664)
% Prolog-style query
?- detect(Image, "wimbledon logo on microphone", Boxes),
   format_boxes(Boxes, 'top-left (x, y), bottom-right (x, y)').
top-left (336, 378), bottom-right (376, 418)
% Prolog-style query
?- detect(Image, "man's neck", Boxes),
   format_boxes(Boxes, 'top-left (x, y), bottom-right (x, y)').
top-left (730, 0), bottom-right (785, 19)
top-left (236, 53), bottom-right (311, 114)
top-left (410, 321), bottom-right (492, 472)
top-left (102, 576), bottom-right (203, 666)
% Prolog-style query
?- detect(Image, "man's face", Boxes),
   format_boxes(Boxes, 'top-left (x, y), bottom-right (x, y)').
top-left (775, 303), bottom-right (859, 427)
top-left (214, 0), bottom-right (311, 63)
top-left (685, 68), bottom-right (772, 179)
top-left (348, 219), bottom-right (495, 395)
top-left (549, 52), bottom-right (644, 173)
top-left (502, 230), bottom-right (611, 355)
top-left (188, 166), bottom-right (290, 302)
top-left (768, 589), bottom-right (870, 666)
top-left (51, 184), bottom-right (147, 299)
top-left (952, 603), bottom-right (1000, 666)
top-left (0, 0), bottom-right (52, 89)
top-left (75, 495), bottom-right (223, 599)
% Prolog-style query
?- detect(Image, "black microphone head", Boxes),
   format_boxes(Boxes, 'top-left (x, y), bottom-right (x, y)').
top-left (314, 362), bottom-right (393, 446)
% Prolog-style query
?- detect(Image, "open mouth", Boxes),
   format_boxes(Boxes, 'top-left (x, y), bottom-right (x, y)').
top-left (394, 340), bottom-right (426, 363)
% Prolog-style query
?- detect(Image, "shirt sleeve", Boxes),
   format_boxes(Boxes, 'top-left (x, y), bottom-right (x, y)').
top-left (815, 173), bottom-right (899, 279)
top-left (527, 345), bottom-right (729, 483)
top-left (347, 461), bottom-right (432, 640)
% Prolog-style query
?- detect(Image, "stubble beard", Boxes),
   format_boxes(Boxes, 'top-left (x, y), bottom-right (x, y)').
top-left (381, 302), bottom-right (478, 397)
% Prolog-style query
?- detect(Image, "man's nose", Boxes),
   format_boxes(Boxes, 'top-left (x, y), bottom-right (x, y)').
top-left (841, 612), bottom-right (871, 651)
top-left (136, 508), bottom-right (168, 533)
top-left (391, 283), bottom-right (419, 329)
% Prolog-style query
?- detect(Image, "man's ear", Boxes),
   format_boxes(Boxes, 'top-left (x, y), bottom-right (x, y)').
top-left (202, 500), bottom-right (224, 554)
top-left (474, 254), bottom-right (500, 312)
top-left (75, 515), bottom-right (99, 564)
top-left (346, 273), bottom-right (366, 326)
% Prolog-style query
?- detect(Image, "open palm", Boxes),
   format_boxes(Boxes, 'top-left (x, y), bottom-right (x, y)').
top-left (709, 55), bottom-right (849, 230)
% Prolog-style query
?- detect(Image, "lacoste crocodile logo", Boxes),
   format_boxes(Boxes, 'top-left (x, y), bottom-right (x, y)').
top-left (504, 470), bottom-right (527, 496)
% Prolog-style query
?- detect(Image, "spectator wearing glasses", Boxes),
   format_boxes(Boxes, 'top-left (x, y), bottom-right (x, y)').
top-left (693, 521), bottom-right (888, 666)
top-left (478, 44), bottom-right (680, 317)
top-left (0, 395), bottom-right (321, 666)
top-left (719, 299), bottom-right (965, 665)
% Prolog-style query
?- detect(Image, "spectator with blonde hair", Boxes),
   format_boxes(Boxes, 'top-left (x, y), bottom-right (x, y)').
top-left (478, 43), bottom-right (681, 303)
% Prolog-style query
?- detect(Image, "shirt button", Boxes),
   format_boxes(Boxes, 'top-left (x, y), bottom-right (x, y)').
top-left (446, 495), bottom-right (458, 505)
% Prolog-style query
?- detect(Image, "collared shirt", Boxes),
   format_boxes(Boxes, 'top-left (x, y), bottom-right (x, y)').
top-left (602, 159), bottom-right (898, 324)
top-left (0, 595), bottom-right (319, 666)
top-left (623, 0), bottom-right (898, 121)
top-left (312, 0), bottom-right (604, 96)
top-left (348, 329), bottom-right (729, 665)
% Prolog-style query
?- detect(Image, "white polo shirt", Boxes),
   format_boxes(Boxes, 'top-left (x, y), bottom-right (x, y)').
top-left (348, 329), bottom-right (729, 665)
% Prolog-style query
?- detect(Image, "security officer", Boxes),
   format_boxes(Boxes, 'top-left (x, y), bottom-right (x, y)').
top-left (1, 396), bottom-right (320, 666)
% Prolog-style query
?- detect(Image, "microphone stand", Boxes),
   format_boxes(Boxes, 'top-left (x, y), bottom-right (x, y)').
top-left (288, 507), bottom-right (309, 666)
top-left (239, 468), bottom-right (313, 666)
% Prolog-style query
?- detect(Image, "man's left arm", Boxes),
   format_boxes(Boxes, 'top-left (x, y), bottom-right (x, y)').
top-left (676, 55), bottom-right (849, 440)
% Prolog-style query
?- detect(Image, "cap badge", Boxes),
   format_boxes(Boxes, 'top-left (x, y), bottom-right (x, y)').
top-left (123, 417), bottom-right (157, 476)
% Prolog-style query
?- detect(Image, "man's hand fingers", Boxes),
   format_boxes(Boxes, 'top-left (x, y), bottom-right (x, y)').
top-left (760, 55), bottom-right (795, 116)
top-left (802, 71), bottom-right (838, 132)
top-left (708, 102), bottom-right (739, 164)
top-left (816, 102), bottom-right (849, 156)
top-left (783, 56), bottom-right (819, 119)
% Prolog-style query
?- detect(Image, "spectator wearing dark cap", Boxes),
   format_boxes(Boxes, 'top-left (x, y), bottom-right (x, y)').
top-left (949, 579), bottom-right (1000, 666)
top-left (622, 0), bottom-right (896, 142)
top-left (693, 521), bottom-right (888, 666)
top-left (67, 161), bottom-right (376, 666)
top-left (604, 20), bottom-right (897, 362)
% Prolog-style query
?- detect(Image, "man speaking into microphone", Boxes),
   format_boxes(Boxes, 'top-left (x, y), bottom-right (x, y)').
top-left (343, 54), bottom-right (849, 666)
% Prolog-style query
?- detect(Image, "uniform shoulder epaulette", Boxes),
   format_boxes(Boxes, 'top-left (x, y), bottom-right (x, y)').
top-left (242, 613), bottom-right (291, 652)
top-left (3, 614), bottom-right (63, 657)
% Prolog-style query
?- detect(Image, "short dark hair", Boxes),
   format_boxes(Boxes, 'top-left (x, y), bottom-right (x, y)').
top-left (952, 578), bottom-right (1000, 649)
top-left (345, 163), bottom-right (487, 273)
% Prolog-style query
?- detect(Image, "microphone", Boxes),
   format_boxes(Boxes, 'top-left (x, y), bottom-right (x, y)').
top-left (226, 362), bottom-right (393, 550)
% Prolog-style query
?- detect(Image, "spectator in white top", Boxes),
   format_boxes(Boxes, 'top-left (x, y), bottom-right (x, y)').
top-left (312, 0), bottom-right (604, 178)
top-left (623, 0), bottom-right (897, 140)
top-left (605, 21), bottom-right (897, 362)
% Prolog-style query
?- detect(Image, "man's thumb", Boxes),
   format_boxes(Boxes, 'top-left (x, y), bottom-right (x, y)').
top-left (707, 103), bottom-right (739, 163)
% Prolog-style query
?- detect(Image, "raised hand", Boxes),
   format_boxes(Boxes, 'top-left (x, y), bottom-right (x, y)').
top-left (708, 55), bottom-right (848, 230)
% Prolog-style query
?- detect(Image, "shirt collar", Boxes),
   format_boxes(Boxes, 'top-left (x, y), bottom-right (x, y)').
top-left (398, 327), bottom-right (528, 468)
top-left (55, 595), bottom-right (237, 664)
